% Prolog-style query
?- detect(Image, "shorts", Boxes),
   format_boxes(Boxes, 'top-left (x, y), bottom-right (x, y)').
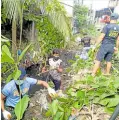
top-left (96, 44), bottom-right (114, 62)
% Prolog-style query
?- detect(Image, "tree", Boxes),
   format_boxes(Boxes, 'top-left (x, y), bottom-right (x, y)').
top-left (73, 5), bottom-right (89, 29)
top-left (2, 0), bottom-right (72, 56)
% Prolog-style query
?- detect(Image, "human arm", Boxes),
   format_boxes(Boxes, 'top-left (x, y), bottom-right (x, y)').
top-left (27, 77), bottom-right (56, 96)
top-left (37, 80), bottom-right (49, 88)
top-left (1, 93), bottom-right (6, 112)
top-left (94, 25), bottom-right (107, 48)
top-left (37, 80), bottom-right (56, 96)
top-left (1, 94), bottom-right (11, 119)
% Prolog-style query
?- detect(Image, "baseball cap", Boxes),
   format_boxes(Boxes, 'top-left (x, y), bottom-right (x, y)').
top-left (110, 13), bottom-right (119, 20)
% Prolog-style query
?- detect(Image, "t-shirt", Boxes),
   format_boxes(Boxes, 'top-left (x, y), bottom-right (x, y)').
top-left (102, 23), bottom-right (119, 45)
top-left (2, 77), bottom-right (37, 108)
top-left (49, 58), bottom-right (62, 81)
top-left (81, 37), bottom-right (91, 47)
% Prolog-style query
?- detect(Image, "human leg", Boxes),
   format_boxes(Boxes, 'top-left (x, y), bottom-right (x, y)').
top-left (104, 52), bottom-right (113, 75)
top-left (92, 45), bottom-right (106, 76)
top-left (92, 60), bottom-right (101, 76)
top-left (52, 79), bottom-right (61, 91)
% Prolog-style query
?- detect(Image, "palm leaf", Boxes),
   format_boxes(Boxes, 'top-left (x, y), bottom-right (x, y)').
top-left (40, 0), bottom-right (72, 40)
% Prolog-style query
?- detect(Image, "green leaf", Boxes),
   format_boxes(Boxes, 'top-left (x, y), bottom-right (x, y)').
top-left (113, 80), bottom-right (119, 89)
top-left (6, 73), bottom-right (14, 83)
top-left (57, 98), bottom-right (68, 103)
top-left (58, 106), bottom-right (64, 112)
top-left (99, 98), bottom-right (110, 106)
top-left (107, 95), bottom-right (119, 108)
top-left (51, 100), bottom-right (59, 116)
top-left (54, 112), bottom-right (64, 120)
top-left (15, 96), bottom-right (30, 120)
top-left (18, 44), bottom-right (31, 61)
top-left (93, 97), bottom-right (100, 104)
top-left (45, 109), bottom-right (52, 117)
top-left (14, 69), bottom-right (21, 80)
top-left (1, 45), bottom-right (14, 63)
top-left (105, 107), bottom-right (115, 114)
top-left (73, 101), bottom-right (80, 109)
top-left (100, 93), bottom-right (115, 100)
top-left (76, 90), bottom-right (85, 99)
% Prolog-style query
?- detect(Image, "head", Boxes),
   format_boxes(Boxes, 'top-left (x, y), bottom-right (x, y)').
top-left (52, 49), bottom-right (60, 61)
top-left (110, 13), bottom-right (119, 23)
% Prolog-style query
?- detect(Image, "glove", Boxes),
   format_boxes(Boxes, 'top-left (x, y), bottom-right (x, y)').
top-left (3, 110), bottom-right (11, 120)
top-left (48, 87), bottom-right (56, 97)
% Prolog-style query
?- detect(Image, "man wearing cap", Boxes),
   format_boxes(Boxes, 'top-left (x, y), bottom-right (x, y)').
top-left (92, 13), bottom-right (119, 76)
top-left (1, 63), bottom-right (56, 120)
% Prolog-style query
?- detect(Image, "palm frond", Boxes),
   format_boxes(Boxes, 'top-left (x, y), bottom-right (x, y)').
top-left (41, 0), bottom-right (72, 39)
top-left (2, 0), bottom-right (22, 22)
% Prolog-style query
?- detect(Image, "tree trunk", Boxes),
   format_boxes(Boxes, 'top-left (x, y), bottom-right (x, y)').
top-left (12, 20), bottom-right (17, 56)
top-left (31, 21), bottom-right (35, 42)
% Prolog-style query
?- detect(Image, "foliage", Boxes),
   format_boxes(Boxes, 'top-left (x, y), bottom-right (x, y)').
top-left (2, 0), bottom-right (22, 21)
top-left (24, 0), bottom-right (72, 39)
top-left (45, 75), bottom-right (119, 120)
top-left (15, 96), bottom-right (30, 120)
top-left (45, 47), bottom-right (119, 120)
top-left (73, 5), bottom-right (99, 37)
top-left (1, 36), bottom-right (31, 82)
top-left (36, 17), bottom-right (65, 56)
top-left (24, 14), bottom-right (66, 62)
top-left (73, 5), bottom-right (89, 29)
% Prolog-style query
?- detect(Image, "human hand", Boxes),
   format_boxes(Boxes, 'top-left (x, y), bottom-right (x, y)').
top-left (114, 47), bottom-right (118, 54)
top-left (48, 87), bottom-right (56, 97)
top-left (3, 110), bottom-right (11, 120)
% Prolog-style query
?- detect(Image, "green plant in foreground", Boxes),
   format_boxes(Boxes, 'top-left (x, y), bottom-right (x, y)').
top-left (1, 36), bottom-right (31, 120)
top-left (45, 75), bottom-right (119, 120)
top-left (15, 96), bottom-right (30, 120)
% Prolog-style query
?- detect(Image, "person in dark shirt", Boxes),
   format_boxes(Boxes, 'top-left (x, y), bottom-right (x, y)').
top-left (81, 36), bottom-right (91, 48)
top-left (80, 35), bottom-right (91, 60)
top-left (92, 13), bottom-right (119, 76)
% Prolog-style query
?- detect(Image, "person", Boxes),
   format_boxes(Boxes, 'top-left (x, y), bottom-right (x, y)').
top-left (81, 34), bottom-right (91, 52)
top-left (1, 63), bottom-right (56, 120)
top-left (48, 49), bottom-right (63, 91)
top-left (92, 13), bottom-right (119, 76)
top-left (80, 34), bottom-right (91, 60)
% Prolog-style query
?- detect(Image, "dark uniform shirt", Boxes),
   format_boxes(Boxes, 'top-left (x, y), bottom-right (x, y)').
top-left (102, 23), bottom-right (119, 45)
top-left (81, 37), bottom-right (91, 47)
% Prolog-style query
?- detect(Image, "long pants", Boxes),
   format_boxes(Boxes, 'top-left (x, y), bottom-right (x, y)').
top-left (52, 79), bottom-right (61, 91)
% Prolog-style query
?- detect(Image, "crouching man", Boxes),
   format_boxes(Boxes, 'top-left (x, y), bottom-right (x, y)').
top-left (1, 66), bottom-right (56, 120)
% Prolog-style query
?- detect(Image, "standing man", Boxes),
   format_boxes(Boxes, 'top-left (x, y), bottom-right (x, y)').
top-left (92, 13), bottom-right (119, 76)
top-left (1, 65), bottom-right (56, 120)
